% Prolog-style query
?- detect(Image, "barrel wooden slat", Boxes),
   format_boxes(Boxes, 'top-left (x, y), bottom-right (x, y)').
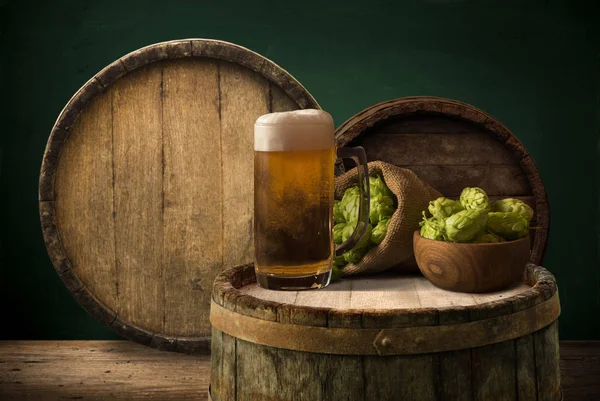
top-left (220, 62), bottom-right (269, 269)
top-left (402, 164), bottom-right (530, 197)
top-left (439, 350), bottom-right (472, 401)
top-left (162, 59), bottom-right (221, 336)
top-left (54, 94), bottom-right (116, 311)
top-left (357, 132), bottom-right (517, 165)
top-left (516, 334), bottom-right (538, 400)
top-left (363, 354), bottom-right (439, 401)
top-left (113, 63), bottom-right (165, 333)
top-left (270, 84), bottom-right (297, 112)
top-left (210, 264), bottom-right (561, 401)
top-left (472, 340), bottom-right (517, 400)
top-left (40, 39), bottom-right (319, 351)
top-left (535, 321), bottom-right (561, 401)
top-left (335, 97), bottom-right (549, 265)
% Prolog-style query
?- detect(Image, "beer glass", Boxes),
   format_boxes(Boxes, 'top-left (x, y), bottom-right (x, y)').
top-left (254, 109), bottom-right (370, 290)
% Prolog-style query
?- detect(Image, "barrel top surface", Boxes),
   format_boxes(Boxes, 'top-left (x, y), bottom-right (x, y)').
top-left (213, 263), bottom-right (558, 328)
top-left (39, 39), bottom-right (319, 353)
top-left (334, 96), bottom-right (549, 265)
top-left (240, 274), bottom-right (531, 310)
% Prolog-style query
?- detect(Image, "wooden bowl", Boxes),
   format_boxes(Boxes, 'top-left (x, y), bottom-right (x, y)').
top-left (413, 231), bottom-right (530, 293)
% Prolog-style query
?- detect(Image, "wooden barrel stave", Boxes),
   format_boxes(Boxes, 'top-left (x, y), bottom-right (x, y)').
top-left (40, 39), bottom-right (319, 351)
top-left (210, 264), bottom-right (560, 401)
top-left (334, 97), bottom-right (550, 265)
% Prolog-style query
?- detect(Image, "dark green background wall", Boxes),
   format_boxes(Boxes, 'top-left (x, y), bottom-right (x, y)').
top-left (0, 0), bottom-right (598, 340)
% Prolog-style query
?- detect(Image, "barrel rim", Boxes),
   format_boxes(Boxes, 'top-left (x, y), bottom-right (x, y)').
top-left (334, 96), bottom-right (550, 265)
top-left (38, 39), bottom-right (320, 353)
top-left (212, 263), bottom-right (557, 328)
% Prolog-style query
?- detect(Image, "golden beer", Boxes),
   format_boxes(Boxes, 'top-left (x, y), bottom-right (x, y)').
top-left (254, 110), bottom-right (369, 290)
top-left (254, 148), bottom-right (335, 280)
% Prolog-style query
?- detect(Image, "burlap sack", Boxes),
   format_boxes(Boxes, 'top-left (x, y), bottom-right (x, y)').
top-left (335, 161), bottom-right (441, 275)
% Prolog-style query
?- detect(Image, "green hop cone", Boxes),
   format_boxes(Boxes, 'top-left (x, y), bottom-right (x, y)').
top-left (492, 198), bottom-right (534, 222)
top-left (419, 212), bottom-right (446, 241)
top-left (428, 197), bottom-right (464, 219)
top-left (340, 186), bottom-right (361, 223)
top-left (343, 246), bottom-right (370, 264)
top-left (369, 175), bottom-right (393, 198)
top-left (332, 254), bottom-right (347, 268)
top-left (342, 223), bottom-right (373, 264)
top-left (371, 218), bottom-right (390, 245)
top-left (487, 212), bottom-right (529, 240)
top-left (333, 200), bottom-right (346, 224)
top-left (333, 223), bottom-right (346, 244)
top-left (370, 194), bottom-right (395, 225)
top-left (445, 209), bottom-right (488, 242)
top-left (459, 187), bottom-right (490, 211)
top-left (331, 265), bottom-right (343, 282)
top-left (471, 231), bottom-right (505, 243)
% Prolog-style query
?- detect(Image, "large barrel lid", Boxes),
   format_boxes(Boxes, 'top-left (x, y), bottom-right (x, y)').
top-left (211, 264), bottom-right (559, 355)
top-left (39, 39), bottom-right (319, 353)
top-left (335, 96), bottom-right (550, 265)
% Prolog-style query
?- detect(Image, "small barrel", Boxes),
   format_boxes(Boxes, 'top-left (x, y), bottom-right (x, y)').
top-left (210, 264), bottom-right (561, 401)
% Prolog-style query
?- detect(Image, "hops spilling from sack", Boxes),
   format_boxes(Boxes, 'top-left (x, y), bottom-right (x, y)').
top-left (332, 176), bottom-right (396, 279)
top-left (419, 187), bottom-right (534, 243)
top-left (332, 161), bottom-right (441, 278)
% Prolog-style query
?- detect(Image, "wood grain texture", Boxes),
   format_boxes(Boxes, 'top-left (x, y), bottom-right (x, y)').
top-left (112, 63), bottom-right (164, 333)
top-left (54, 91), bottom-right (118, 312)
top-left (414, 231), bottom-right (530, 293)
top-left (162, 59), bottom-right (222, 337)
top-left (0, 340), bottom-right (595, 401)
top-left (536, 321), bottom-right (562, 401)
top-left (335, 96), bottom-right (549, 264)
top-left (240, 273), bottom-right (530, 310)
top-left (357, 132), bottom-right (517, 165)
top-left (220, 61), bottom-right (269, 268)
top-left (40, 39), bottom-right (317, 351)
top-left (1, 340), bottom-right (595, 401)
top-left (210, 264), bottom-right (561, 401)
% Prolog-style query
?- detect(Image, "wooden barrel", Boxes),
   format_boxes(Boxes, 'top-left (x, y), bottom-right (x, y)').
top-left (39, 39), bottom-right (319, 353)
top-left (335, 97), bottom-right (550, 265)
top-left (210, 264), bottom-right (561, 401)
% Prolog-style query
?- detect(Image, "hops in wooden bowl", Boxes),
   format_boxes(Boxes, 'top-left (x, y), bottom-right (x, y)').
top-left (414, 187), bottom-right (534, 293)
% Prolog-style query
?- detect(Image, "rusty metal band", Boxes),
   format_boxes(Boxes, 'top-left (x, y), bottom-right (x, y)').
top-left (210, 291), bottom-right (560, 356)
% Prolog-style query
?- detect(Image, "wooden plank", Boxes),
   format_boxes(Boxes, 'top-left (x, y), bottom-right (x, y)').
top-left (535, 321), bottom-right (561, 401)
top-left (471, 340), bottom-right (517, 400)
top-left (270, 83), bottom-right (298, 112)
top-left (112, 63), bottom-right (164, 333)
top-left (236, 340), bottom-right (363, 401)
top-left (294, 279), bottom-right (353, 309)
top-left (370, 114), bottom-right (487, 135)
top-left (219, 61), bottom-right (270, 269)
top-left (561, 341), bottom-right (600, 400)
top-left (516, 334), bottom-right (538, 400)
top-left (162, 59), bottom-right (222, 336)
top-left (355, 133), bottom-right (517, 165)
top-left (362, 354), bottom-right (438, 401)
top-left (349, 275), bottom-right (421, 310)
top-left (240, 283), bottom-right (299, 305)
top-left (2, 340), bottom-right (593, 400)
top-left (0, 341), bottom-right (210, 400)
top-left (397, 164), bottom-right (531, 197)
top-left (439, 350), bottom-right (472, 401)
top-left (210, 330), bottom-right (236, 401)
top-left (239, 276), bottom-right (530, 310)
top-left (54, 91), bottom-right (117, 312)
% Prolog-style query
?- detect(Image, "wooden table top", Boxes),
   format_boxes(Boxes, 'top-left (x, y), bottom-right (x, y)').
top-left (0, 340), bottom-right (597, 400)
top-left (241, 274), bottom-right (531, 310)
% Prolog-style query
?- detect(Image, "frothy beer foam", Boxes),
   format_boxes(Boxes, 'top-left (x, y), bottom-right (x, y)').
top-left (254, 109), bottom-right (335, 151)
